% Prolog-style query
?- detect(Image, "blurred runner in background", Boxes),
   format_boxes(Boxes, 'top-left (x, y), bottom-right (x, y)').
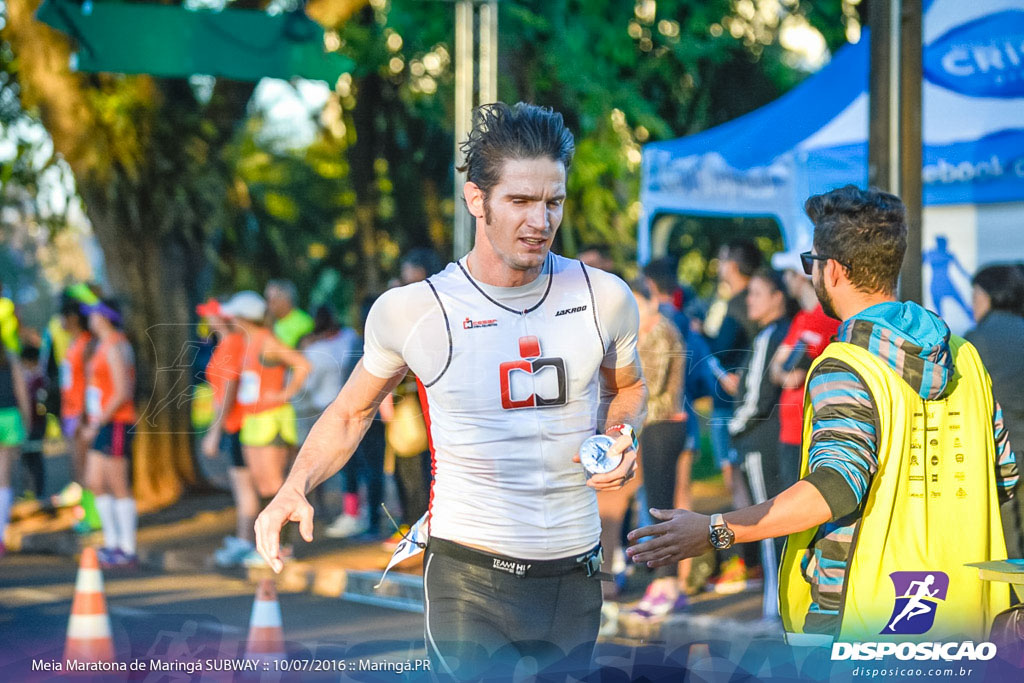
top-left (0, 333), bottom-right (31, 559)
top-left (222, 291), bottom-right (310, 567)
top-left (197, 297), bottom-right (260, 568)
top-left (81, 300), bottom-right (138, 569)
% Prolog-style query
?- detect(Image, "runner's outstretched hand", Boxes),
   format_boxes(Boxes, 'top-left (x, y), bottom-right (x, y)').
top-left (255, 483), bottom-right (314, 573)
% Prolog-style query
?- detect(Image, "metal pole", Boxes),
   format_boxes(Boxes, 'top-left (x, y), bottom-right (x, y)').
top-left (478, 0), bottom-right (498, 105)
top-left (453, 0), bottom-right (474, 259)
top-left (899, 0), bottom-right (923, 304)
top-left (868, 0), bottom-right (897, 191)
top-left (888, 0), bottom-right (902, 195)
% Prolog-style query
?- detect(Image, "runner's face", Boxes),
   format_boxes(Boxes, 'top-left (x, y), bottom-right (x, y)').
top-left (480, 157), bottom-right (566, 272)
top-left (746, 277), bottom-right (780, 325)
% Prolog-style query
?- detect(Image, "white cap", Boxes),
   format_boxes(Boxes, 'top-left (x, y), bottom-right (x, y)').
top-left (221, 291), bottom-right (267, 322)
top-left (771, 249), bottom-right (805, 274)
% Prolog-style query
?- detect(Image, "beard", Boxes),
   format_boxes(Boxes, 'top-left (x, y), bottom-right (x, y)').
top-left (813, 270), bottom-right (840, 320)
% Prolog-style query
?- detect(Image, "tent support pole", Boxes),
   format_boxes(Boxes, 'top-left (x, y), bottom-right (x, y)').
top-left (899, 0), bottom-right (923, 305)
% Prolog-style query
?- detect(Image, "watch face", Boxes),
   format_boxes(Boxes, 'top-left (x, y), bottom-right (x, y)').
top-left (710, 526), bottom-right (735, 550)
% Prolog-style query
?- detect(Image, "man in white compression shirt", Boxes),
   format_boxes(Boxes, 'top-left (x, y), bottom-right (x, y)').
top-left (255, 102), bottom-right (647, 678)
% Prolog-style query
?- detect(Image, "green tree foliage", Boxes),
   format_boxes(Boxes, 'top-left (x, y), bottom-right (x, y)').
top-left (288, 0), bottom-right (858, 279)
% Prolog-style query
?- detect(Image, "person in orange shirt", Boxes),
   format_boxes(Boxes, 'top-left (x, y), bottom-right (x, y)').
top-left (58, 296), bottom-right (100, 532)
top-left (197, 298), bottom-right (260, 567)
top-left (220, 291), bottom-right (310, 567)
top-left (80, 300), bottom-right (138, 569)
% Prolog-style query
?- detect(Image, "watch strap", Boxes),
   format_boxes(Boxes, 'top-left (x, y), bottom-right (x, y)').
top-left (607, 423), bottom-right (639, 451)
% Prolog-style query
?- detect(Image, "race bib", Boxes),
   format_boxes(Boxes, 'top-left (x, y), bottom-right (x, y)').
top-left (60, 360), bottom-right (73, 391)
top-left (237, 370), bottom-right (260, 406)
top-left (85, 385), bottom-right (102, 417)
top-left (375, 513), bottom-right (429, 589)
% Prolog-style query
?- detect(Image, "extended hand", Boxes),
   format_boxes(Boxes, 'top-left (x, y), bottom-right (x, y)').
top-left (626, 508), bottom-right (712, 568)
top-left (254, 484), bottom-right (315, 573)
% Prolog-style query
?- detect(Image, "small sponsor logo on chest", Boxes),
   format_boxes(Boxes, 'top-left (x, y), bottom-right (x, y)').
top-left (555, 305), bottom-right (588, 317)
top-left (463, 317), bottom-right (498, 330)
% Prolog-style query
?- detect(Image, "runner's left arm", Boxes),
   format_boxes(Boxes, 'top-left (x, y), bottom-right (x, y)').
top-left (92, 342), bottom-right (134, 427)
top-left (261, 335), bottom-right (312, 403)
top-left (581, 267), bottom-right (647, 491)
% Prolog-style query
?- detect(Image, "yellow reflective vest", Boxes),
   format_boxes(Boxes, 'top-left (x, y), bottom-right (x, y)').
top-left (779, 336), bottom-right (1009, 642)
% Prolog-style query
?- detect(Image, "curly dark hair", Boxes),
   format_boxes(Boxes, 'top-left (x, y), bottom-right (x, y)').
top-left (805, 185), bottom-right (907, 295)
top-left (457, 102), bottom-right (575, 202)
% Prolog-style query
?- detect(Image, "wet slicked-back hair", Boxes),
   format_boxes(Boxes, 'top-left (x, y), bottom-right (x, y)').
top-left (458, 102), bottom-right (575, 199)
top-left (806, 185), bottom-right (907, 295)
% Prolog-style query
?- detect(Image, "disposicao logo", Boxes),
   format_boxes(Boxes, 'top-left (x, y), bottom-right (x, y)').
top-left (881, 571), bottom-right (949, 636)
top-left (830, 570), bottom-right (997, 663)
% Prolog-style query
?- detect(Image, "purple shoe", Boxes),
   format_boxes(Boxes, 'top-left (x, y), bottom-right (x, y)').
top-left (96, 547), bottom-right (119, 569)
top-left (114, 552), bottom-right (139, 570)
top-left (631, 592), bottom-right (689, 619)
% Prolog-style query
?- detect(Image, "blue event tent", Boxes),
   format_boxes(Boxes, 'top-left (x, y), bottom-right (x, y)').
top-left (639, 0), bottom-right (1024, 333)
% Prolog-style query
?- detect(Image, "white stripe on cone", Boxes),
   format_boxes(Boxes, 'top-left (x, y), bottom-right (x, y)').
top-left (74, 569), bottom-right (104, 594)
top-left (67, 614), bottom-right (113, 639)
top-left (249, 600), bottom-right (282, 628)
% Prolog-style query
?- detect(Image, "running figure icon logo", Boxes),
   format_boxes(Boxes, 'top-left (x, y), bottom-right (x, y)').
top-left (498, 336), bottom-right (567, 410)
top-left (881, 571), bottom-right (950, 635)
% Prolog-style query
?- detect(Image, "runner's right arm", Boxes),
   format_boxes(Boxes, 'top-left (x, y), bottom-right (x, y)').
top-left (256, 283), bottom-right (444, 572)
top-left (255, 360), bottom-right (405, 571)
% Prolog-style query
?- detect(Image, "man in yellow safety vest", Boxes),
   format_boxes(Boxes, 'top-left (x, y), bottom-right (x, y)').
top-left (627, 185), bottom-right (1018, 644)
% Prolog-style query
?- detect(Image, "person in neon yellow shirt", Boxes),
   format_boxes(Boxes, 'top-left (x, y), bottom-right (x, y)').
top-left (627, 186), bottom-right (1018, 644)
top-left (0, 298), bottom-right (19, 355)
top-left (265, 280), bottom-right (313, 349)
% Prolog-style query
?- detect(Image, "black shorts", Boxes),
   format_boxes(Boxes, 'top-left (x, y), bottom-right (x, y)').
top-left (92, 422), bottom-right (134, 459)
top-left (423, 538), bottom-right (602, 680)
top-left (221, 431), bottom-right (244, 468)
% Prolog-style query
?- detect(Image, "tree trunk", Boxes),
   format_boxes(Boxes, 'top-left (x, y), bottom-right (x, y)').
top-left (350, 68), bottom-right (383, 294)
top-left (79, 186), bottom-right (201, 507)
top-left (5, 0), bottom-right (254, 507)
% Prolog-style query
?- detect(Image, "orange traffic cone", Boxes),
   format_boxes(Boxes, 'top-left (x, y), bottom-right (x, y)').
top-left (246, 579), bottom-right (285, 662)
top-left (64, 547), bottom-right (115, 663)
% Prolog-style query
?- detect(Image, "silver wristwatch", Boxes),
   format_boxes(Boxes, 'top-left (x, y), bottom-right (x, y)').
top-left (708, 513), bottom-right (735, 550)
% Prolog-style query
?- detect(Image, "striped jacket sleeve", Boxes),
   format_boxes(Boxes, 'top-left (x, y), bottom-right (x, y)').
top-left (802, 359), bottom-right (880, 521)
top-left (993, 400), bottom-right (1018, 502)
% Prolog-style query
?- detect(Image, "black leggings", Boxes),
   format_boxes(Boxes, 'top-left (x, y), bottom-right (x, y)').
top-left (21, 449), bottom-right (45, 499)
top-left (342, 419), bottom-right (385, 529)
top-left (395, 450), bottom-right (432, 525)
top-left (638, 421), bottom-right (689, 578)
top-left (639, 420), bottom-right (688, 510)
top-left (423, 546), bottom-right (601, 680)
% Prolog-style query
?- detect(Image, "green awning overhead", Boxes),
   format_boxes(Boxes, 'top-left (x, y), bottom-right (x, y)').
top-left (36, 0), bottom-right (354, 83)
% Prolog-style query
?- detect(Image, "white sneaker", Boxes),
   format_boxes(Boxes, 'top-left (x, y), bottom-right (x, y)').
top-left (214, 538), bottom-right (255, 568)
top-left (599, 602), bottom-right (620, 638)
top-left (324, 514), bottom-right (368, 538)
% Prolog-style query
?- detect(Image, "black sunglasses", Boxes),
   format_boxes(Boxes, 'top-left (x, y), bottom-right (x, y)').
top-left (800, 251), bottom-right (851, 276)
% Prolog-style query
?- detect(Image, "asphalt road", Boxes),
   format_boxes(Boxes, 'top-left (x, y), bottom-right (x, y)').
top-left (1, 553), bottom-right (426, 682)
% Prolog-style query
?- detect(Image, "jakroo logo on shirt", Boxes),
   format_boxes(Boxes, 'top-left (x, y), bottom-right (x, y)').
top-left (881, 571), bottom-right (950, 635)
top-left (499, 336), bottom-right (567, 410)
